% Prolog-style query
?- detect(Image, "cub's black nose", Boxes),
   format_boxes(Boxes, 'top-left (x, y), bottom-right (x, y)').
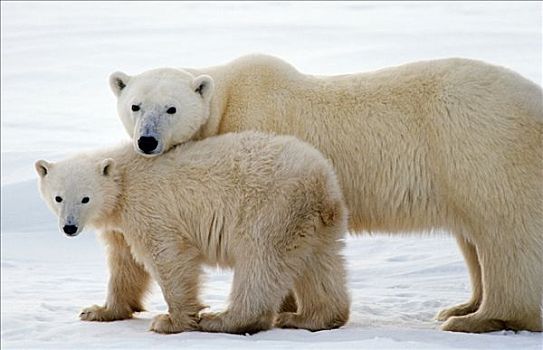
top-left (137, 136), bottom-right (158, 154)
top-left (63, 225), bottom-right (78, 235)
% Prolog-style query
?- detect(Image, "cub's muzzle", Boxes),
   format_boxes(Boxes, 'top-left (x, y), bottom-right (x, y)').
top-left (63, 224), bottom-right (79, 237)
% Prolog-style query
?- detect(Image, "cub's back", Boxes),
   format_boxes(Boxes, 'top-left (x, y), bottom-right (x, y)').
top-left (119, 131), bottom-right (338, 213)
top-left (147, 131), bottom-right (335, 188)
top-left (120, 131), bottom-right (340, 236)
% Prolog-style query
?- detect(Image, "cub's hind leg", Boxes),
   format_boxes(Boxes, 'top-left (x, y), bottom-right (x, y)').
top-left (276, 238), bottom-right (350, 331)
top-left (199, 247), bottom-right (296, 334)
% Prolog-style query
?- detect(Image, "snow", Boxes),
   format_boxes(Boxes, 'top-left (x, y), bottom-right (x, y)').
top-left (1, 1), bottom-right (542, 349)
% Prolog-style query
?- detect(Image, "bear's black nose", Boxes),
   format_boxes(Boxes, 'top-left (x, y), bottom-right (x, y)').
top-left (63, 225), bottom-right (78, 236)
top-left (138, 136), bottom-right (159, 154)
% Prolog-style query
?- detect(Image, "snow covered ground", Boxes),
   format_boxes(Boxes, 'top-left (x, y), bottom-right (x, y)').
top-left (1, 1), bottom-right (542, 349)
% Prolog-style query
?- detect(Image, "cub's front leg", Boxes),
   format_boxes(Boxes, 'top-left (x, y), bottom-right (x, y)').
top-left (80, 230), bottom-right (151, 322)
top-left (148, 236), bottom-right (205, 334)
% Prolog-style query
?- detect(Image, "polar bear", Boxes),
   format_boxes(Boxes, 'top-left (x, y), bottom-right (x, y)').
top-left (110, 55), bottom-right (543, 333)
top-left (35, 131), bottom-right (350, 334)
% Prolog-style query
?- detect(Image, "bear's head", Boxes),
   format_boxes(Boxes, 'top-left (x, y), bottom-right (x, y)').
top-left (34, 157), bottom-right (119, 237)
top-left (109, 68), bottom-right (214, 157)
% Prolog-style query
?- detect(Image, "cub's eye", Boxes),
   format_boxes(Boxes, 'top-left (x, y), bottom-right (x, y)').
top-left (82, 197), bottom-right (90, 204)
top-left (55, 196), bottom-right (63, 203)
top-left (166, 107), bottom-right (176, 114)
top-left (131, 105), bottom-right (140, 112)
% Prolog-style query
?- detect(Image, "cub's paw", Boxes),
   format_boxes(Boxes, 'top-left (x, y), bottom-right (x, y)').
top-left (436, 301), bottom-right (479, 321)
top-left (79, 304), bottom-right (132, 322)
top-left (275, 312), bottom-right (346, 331)
top-left (199, 311), bottom-right (272, 334)
top-left (149, 313), bottom-right (197, 334)
top-left (198, 312), bottom-right (227, 333)
top-left (274, 312), bottom-right (297, 328)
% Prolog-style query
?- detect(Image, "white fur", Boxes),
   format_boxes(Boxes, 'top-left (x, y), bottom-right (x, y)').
top-left (36, 132), bottom-right (350, 334)
top-left (110, 69), bottom-right (213, 156)
top-left (110, 55), bottom-right (543, 333)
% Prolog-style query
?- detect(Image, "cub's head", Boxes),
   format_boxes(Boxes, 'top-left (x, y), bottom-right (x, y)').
top-left (34, 157), bottom-right (119, 237)
top-left (110, 68), bottom-right (214, 157)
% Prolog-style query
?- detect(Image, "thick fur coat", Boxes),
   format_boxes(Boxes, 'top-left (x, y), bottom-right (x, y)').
top-left (110, 55), bottom-right (543, 332)
top-left (35, 131), bottom-right (350, 334)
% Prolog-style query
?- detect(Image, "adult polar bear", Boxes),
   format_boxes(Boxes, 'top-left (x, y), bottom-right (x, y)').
top-left (110, 55), bottom-right (543, 333)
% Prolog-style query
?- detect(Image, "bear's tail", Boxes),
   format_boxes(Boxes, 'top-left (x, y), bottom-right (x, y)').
top-left (315, 171), bottom-right (347, 228)
top-left (319, 197), bottom-right (345, 227)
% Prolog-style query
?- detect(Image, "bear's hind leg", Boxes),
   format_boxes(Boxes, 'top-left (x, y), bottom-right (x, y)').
top-left (80, 230), bottom-right (151, 322)
top-left (442, 224), bottom-right (543, 333)
top-left (436, 234), bottom-right (482, 321)
top-left (275, 242), bottom-right (350, 331)
top-left (199, 251), bottom-right (295, 334)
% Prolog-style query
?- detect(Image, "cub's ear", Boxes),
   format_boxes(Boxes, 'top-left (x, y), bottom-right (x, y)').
top-left (192, 74), bottom-right (214, 100)
top-left (99, 158), bottom-right (116, 177)
top-left (109, 72), bottom-right (131, 97)
top-left (35, 160), bottom-right (51, 178)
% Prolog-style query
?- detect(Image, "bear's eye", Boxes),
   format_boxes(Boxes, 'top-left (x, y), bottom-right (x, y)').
top-left (131, 105), bottom-right (140, 112)
top-left (166, 107), bottom-right (176, 114)
top-left (82, 197), bottom-right (90, 204)
top-left (55, 196), bottom-right (63, 203)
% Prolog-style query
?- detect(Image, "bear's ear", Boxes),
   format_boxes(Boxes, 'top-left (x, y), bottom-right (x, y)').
top-left (192, 75), bottom-right (214, 100)
top-left (109, 72), bottom-right (131, 97)
top-left (99, 158), bottom-right (116, 177)
top-left (35, 160), bottom-right (51, 178)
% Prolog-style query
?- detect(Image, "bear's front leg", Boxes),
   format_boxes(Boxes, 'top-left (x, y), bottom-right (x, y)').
top-left (80, 230), bottom-right (151, 322)
top-left (148, 238), bottom-right (205, 334)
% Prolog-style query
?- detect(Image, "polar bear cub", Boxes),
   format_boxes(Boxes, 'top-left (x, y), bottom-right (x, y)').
top-left (35, 131), bottom-right (350, 334)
